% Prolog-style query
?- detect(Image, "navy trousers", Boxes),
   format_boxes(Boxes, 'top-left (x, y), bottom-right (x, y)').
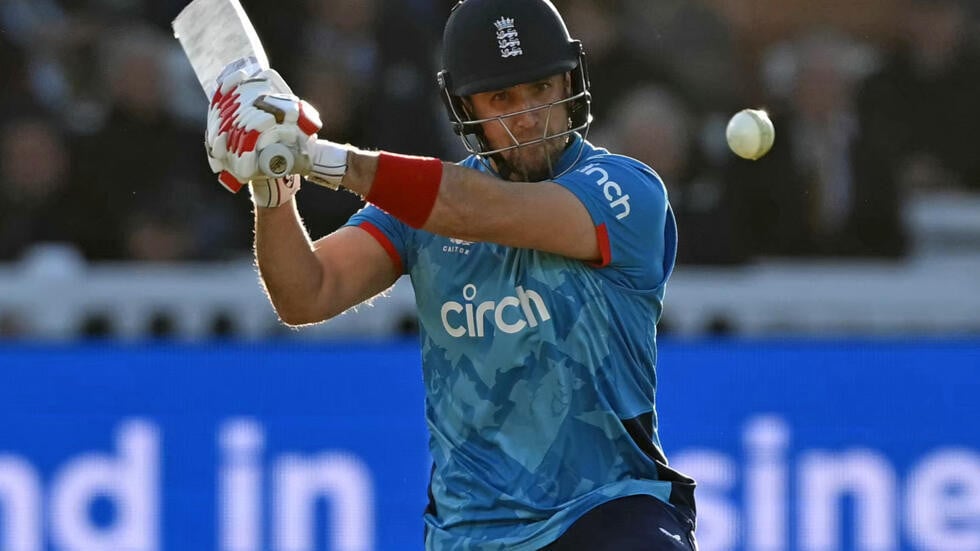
top-left (543, 495), bottom-right (697, 551)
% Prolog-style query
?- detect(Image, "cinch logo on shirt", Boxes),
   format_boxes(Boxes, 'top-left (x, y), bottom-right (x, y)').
top-left (578, 164), bottom-right (631, 220)
top-left (440, 284), bottom-right (551, 338)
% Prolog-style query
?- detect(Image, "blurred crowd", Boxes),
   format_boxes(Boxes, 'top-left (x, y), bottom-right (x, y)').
top-left (1, 0), bottom-right (979, 266)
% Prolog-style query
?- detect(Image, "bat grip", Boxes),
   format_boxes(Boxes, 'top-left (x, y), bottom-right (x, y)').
top-left (258, 143), bottom-right (294, 178)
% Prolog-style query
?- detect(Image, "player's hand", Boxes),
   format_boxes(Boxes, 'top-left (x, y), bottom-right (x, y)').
top-left (250, 97), bottom-right (352, 191)
top-left (205, 67), bottom-right (318, 190)
top-left (203, 62), bottom-right (351, 192)
top-left (249, 174), bottom-right (301, 208)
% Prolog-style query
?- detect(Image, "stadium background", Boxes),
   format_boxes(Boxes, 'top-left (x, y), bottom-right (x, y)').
top-left (0, 0), bottom-right (978, 550)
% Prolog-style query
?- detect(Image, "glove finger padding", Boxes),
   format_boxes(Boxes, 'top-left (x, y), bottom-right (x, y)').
top-left (216, 69), bottom-right (249, 98)
top-left (228, 109), bottom-right (276, 156)
top-left (298, 100), bottom-right (322, 135)
top-left (253, 68), bottom-right (293, 96)
top-left (204, 65), bottom-right (326, 184)
top-left (254, 125), bottom-right (288, 153)
top-left (229, 101), bottom-right (321, 181)
top-left (206, 67), bottom-right (291, 161)
top-left (254, 95), bottom-right (322, 136)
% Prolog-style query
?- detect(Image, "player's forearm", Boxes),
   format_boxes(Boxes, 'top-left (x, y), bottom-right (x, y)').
top-left (425, 164), bottom-right (517, 240)
top-left (342, 150), bottom-right (512, 241)
top-left (339, 149), bottom-right (379, 197)
top-left (254, 202), bottom-right (326, 325)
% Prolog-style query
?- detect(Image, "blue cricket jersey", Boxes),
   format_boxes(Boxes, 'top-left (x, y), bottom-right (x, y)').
top-left (346, 136), bottom-right (694, 550)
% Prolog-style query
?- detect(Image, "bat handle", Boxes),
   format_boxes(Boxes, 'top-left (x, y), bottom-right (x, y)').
top-left (258, 143), bottom-right (294, 178)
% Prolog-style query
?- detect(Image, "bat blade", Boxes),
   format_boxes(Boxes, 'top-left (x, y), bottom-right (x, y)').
top-left (172, 0), bottom-right (269, 99)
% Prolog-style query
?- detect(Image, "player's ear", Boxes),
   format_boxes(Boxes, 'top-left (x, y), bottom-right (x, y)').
top-left (563, 72), bottom-right (572, 96)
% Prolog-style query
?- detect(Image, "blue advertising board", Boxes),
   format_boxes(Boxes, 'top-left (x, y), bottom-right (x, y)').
top-left (0, 340), bottom-right (977, 551)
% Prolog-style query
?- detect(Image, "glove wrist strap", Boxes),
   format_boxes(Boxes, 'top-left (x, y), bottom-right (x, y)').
top-left (307, 140), bottom-right (352, 190)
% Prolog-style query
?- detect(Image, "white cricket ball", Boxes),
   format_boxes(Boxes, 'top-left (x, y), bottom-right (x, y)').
top-left (726, 108), bottom-right (775, 160)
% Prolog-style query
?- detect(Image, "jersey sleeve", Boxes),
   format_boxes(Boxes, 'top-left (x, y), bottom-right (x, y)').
top-left (553, 154), bottom-right (677, 290)
top-left (345, 204), bottom-right (413, 274)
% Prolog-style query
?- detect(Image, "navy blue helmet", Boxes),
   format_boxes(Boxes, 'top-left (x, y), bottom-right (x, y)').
top-left (437, 0), bottom-right (592, 163)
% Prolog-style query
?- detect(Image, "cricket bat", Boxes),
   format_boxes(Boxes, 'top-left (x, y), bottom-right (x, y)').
top-left (172, 0), bottom-right (293, 179)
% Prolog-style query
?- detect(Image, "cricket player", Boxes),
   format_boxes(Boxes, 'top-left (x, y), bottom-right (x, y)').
top-left (205, 0), bottom-right (696, 548)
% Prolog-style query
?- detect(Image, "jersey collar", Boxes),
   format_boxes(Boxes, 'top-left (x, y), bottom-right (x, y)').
top-left (551, 133), bottom-right (591, 177)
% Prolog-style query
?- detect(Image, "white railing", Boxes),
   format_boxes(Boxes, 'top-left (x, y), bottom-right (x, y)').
top-left (662, 254), bottom-right (980, 336)
top-left (0, 245), bottom-right (417, 341)
top-left (2, 244), bottom-right (979, 340)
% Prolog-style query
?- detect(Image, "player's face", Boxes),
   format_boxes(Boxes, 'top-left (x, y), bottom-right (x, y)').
top-left (468, 73), bottom-right (571, 181)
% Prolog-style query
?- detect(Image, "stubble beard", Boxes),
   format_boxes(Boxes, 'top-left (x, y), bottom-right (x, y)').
top-left (498, 133), bottom-right (569, 182)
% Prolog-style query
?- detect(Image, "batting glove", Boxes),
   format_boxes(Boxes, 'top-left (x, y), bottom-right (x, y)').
top-left (205, 67), bottom-right (320, 190)
top-left (249, 174), bottom-right (301, 208)
top-left (250, 95), bottom-right (352, 191)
